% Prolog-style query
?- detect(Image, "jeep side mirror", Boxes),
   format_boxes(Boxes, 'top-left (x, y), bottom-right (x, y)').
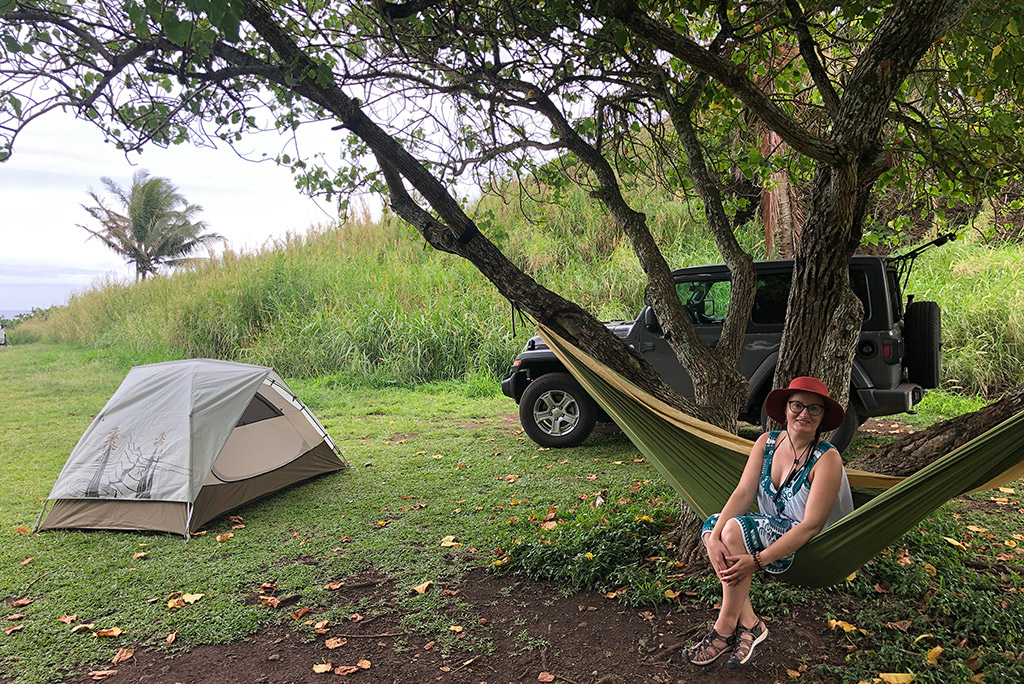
top-left (643, 307), bottom-right (663, 335)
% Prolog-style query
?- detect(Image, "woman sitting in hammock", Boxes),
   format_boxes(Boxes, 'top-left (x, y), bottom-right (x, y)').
top-left (684, 376), bottom-right (854, 668)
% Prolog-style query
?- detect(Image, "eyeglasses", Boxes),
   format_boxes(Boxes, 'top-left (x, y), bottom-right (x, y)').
top-left (787, 400), bottom-right (824, 417)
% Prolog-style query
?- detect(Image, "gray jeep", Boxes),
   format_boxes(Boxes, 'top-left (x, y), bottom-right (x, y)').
top-left (501, 243), bottom-right (946, 451)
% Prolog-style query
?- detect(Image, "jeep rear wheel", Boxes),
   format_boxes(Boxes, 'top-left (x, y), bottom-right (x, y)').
top-left (904, 301), bottom-right (941, 389)
top-left (828, 406), bottom-right (865, 452)
top-left (519, 372), bottom-right (597, 448)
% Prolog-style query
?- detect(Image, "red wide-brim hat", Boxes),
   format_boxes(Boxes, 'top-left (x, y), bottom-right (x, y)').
top-left (764, 376), bottom-right (845, 431)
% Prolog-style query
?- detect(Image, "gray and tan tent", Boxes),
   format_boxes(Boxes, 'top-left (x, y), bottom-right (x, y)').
top-left (36, 359), bottom-right (345, 537)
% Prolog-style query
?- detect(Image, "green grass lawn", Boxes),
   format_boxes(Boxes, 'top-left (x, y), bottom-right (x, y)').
top-left (2, 344), bottom-right (1023, 683)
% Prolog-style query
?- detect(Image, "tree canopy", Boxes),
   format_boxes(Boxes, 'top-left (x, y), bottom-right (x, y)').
top-left (79, 169), bottom-right (221, 280)
top-left (3, 0), bottom-right (1022, 428)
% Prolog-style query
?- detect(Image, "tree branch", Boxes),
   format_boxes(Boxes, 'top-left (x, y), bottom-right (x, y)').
top-left (783, 0), bottom-right (841, 119)
top-left (605, 0), bottom-right (849, 166)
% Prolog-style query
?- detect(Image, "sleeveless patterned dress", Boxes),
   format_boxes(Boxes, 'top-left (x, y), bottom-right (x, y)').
top-left (701, 431), bottom-right (854, 574)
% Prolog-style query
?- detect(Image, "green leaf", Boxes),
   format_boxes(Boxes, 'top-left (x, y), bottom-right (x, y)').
top-left (161, 11), bottom-right (192, 47)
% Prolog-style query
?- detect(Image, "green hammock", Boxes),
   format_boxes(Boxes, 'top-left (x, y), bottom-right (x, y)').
top-left (537, 326), bottom-right (1024, 588)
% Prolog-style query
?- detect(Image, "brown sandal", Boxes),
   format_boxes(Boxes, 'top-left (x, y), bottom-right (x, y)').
top-left (726, 618), bottom-right (768, 668)
top-left (683, 627), bottom-right (736, 665)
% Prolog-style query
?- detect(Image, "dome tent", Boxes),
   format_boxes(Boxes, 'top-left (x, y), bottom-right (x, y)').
top-left (36, 359), bottom-right (345, 537)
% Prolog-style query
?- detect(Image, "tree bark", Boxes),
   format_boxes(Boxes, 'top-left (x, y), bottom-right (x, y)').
top-left (849, 386), bottom-right (1024, 477)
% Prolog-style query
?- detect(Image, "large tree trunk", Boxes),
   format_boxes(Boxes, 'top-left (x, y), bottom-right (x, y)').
top-left (849, 386), bottom-right (1024, 476)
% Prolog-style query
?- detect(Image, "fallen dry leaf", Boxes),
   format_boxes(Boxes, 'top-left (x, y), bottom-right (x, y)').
top-left (11, 598), bottom-right (33, 608)
top-left (260, 582), bottom-right (277, 594)
top-left (449, 625), bottom-right (463, 633)
top-left (15, 526), bottom-right (30, 535)
top-left (423, 641), bottom-right (434, 650)
top-left (6, 614), bottom-right (24, 621)
top-left (87, 670), bottom-right (118, 680)
top-left (132, 552), bottom-right (147, 560)
top-left (166, 631), bottom-right (177, 644)
top-left (357, 659), bottom-right (371, 669)
top-left (538, 673), bottom-right (556, 682)
top-left (94, 627), bottom-right (123, 638)
top-left (349, 613), bottom-right (364, 622)
top-left (4, 625), bottom-right (23, 636)
top-left (942, 536), bottom-right (967, 551)
top-left (787, 669), bottom-right (802, 679)
top-left (325, 637), bottom-right (347, 649)
top-left (314, 620), bottom-right (329, 634)
top-left (111, 648), bottom-right (134, 665)
top-left (292, 607), bottom-right (311, 621)
top-left (167, 598), bottom-right (185, 610)
top-left (59, 615), bottom-right (76, 624)
top-left (879, 675), bottom-right (915, 683)
top-left (21, 556), bottom-right (34, 565)
top-left (182, 593), bottom-right (203, 604)
top-left (439, 535), bottom-right (461, 547)
top-left (71, 623), bottom-right (96, 633)
top-left (926, 645), bottom-right (943, 665)
top-left (262, 596), bottom-right (281, 608)
top-left (323, 581), bottom-right (345, 590)
top-left (334, 665), bottom-right (359, 676)
top-left (312, 661), bottom-right (333, 673)
top-left (413, 581), bottom-right (434, 594)
top-left (216, 532), bottom-right (234, 543)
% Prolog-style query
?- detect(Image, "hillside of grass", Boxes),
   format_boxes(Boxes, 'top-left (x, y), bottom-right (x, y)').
top-left (12, 186), bottom-right (1024, 397)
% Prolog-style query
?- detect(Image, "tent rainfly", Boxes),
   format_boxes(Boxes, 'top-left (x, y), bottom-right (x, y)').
top-left (36, 359), bottom-right (346, 537)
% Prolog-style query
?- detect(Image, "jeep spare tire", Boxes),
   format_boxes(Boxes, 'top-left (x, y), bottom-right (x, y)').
top-left (519, 372), bottom-right (597, 448)
top-left (904, 301), bottom-right (941, 389)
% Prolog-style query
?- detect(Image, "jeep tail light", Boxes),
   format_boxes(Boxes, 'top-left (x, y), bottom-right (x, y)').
top-left (882, 338), bottom-right (900, 364)
top-left (512, 359), bottom-right (522, 367)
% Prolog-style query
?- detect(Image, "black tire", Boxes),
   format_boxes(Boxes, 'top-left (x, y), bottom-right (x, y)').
top-left (519, 372), bottom-right (597, 448)
top-left (828, 406), bottom-right (865, 452)
top-left (904, 301), bottom-right (941, 389)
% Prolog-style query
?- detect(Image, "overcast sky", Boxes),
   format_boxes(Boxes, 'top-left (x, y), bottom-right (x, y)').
top-left (1, 113), bottom-right (345, 314)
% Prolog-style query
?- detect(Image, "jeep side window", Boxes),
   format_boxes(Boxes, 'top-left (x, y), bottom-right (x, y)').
top-left (751, 274), bottom-right (790, 325)
top-left (751, 271), bottom-right (871, 326)
top-left (676, 280), bottom-right (730, 325)
top-left (850, 270), bottom-right (871, 320)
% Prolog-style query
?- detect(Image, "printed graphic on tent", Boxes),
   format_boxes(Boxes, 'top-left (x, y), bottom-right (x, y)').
top-left (36, 359), bottom-right (346, 536)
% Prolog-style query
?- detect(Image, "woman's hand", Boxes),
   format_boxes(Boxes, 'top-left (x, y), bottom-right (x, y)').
top-left (704, 537), bottom-right (730, 574)
top-left (718, 553), bottom-right (758, 585)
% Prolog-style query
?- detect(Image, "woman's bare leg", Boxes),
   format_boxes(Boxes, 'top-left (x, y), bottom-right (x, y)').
top-left (712, 519), bottom-right (758, 634)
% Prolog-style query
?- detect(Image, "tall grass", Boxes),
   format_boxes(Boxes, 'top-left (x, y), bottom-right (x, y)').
top-left (13, 186), bottom-right (1024, 396)
top-left (900, 234), bottom-right (1024, 396)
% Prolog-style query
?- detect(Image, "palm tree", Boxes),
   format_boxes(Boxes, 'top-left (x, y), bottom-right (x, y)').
top-left (79, 170), bottom-right (223, 280)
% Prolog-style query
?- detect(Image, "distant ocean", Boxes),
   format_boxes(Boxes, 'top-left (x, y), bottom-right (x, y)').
top-left (0, 309), bottom-right (30, 319)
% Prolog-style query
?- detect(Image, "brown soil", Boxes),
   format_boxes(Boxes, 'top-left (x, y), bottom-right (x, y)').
top-left (62, 570), bottom-right (847, 684)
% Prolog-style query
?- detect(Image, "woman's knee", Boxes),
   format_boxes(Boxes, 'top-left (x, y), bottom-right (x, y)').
top-left (720, 519), bottom-right (747, 554)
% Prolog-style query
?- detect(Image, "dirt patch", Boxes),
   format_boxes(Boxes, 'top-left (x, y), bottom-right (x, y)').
top-left (859, 418), bottom-right (917, 437)
top-left (62, 570), bottom-right (847, 684)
